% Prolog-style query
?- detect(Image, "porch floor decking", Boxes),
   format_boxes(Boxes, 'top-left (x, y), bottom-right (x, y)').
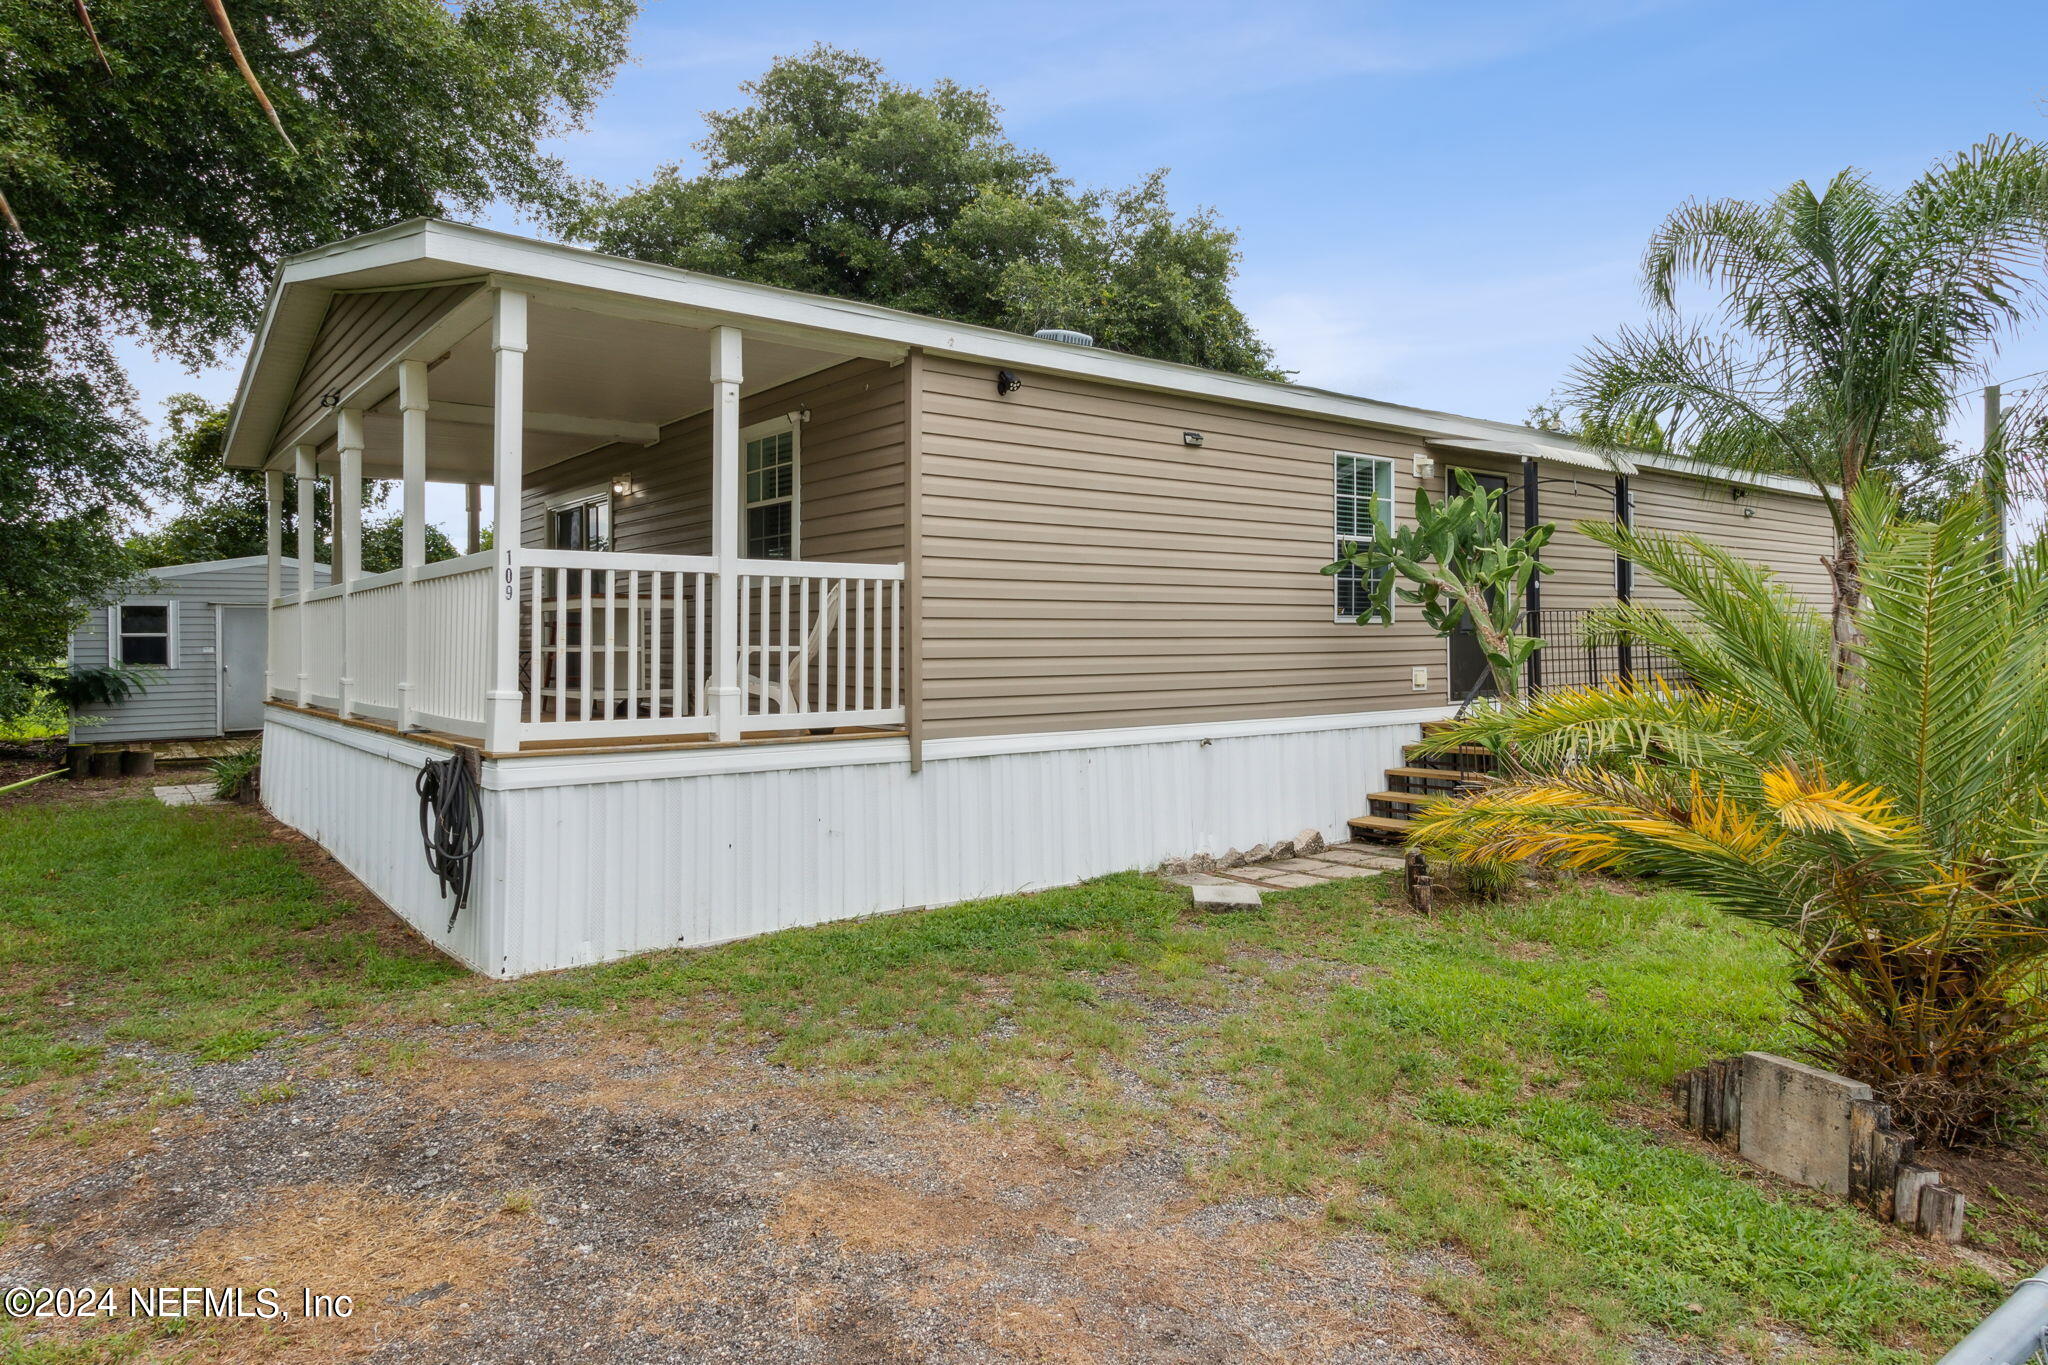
top-left (264, 701), bottom-right (905, 760)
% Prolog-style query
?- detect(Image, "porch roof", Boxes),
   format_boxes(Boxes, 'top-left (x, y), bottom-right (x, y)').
top-left (222, 218), bottom-right (1827, 499)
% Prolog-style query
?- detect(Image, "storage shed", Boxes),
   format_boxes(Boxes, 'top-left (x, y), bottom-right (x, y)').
top-left (68, 555), bottom-right (328, 743)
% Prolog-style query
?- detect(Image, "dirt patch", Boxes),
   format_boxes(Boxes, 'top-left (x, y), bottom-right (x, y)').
top-left (1, 1028), bottom-right (1485, 1362)
top-left (164, 1183), bottom-right (530, 1362)
top-left (1919, 1139), bottom-right (2048, 1266)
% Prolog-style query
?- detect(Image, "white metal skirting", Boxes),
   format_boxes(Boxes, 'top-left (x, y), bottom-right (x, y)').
top-left (260, 709), bottom-right (499, 971)
top-left (262, 704), bottom-right (1448, 978)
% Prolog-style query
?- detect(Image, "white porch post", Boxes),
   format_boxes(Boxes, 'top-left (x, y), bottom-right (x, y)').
top-left (709, 325), bottom-right (744, 743)
top-left (335, 408), bottom-right (365, 719)
top-left (263, 469), bottom-right (282, 699)
top-left (293, 444), bottom-right (316, 706)
top-left (484, 288), bottom-right (528, 752)
top-left (398, 359), bottom-right (429, 732)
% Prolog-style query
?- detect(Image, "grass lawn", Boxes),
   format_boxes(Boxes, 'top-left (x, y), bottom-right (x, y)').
top-left (0, 796), bottom-right (2011, 1362)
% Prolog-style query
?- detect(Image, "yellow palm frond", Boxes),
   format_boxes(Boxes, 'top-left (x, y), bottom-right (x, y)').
top-left (1759, 767), bottom-right (1910, 840)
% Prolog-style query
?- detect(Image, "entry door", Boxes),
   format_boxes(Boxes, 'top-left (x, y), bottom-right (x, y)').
top-left (220, 606), bottom-right (267, 732)
top-left (1446, 470), bottom-right (1510, 700)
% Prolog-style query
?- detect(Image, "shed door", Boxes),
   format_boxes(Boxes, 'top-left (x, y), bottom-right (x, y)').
top-left (220, 606), bottom-right (267, 732)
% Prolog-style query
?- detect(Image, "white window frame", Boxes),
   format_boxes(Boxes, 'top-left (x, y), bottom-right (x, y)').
top-left (741, 414), bottom-right (802, 561)
top-left (545, 483), bottom-right (614, 552)
top-left (110, 599), bottom-right (177, 668)
top-left (1332, 452), bottom-right (1395, 623)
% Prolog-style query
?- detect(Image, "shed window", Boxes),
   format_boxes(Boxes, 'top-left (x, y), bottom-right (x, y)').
top-left (744, 422), bottom-right (799, 560)
top-left (1333, 453), bottom-right (1395, 621)
top-left (116, 603), bottom-right (172, 667)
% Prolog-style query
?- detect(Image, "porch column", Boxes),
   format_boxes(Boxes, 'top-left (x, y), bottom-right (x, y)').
top-left (708, 325), bottom-right (744, 743)
top-left (263, 469), bottom-right (282, 699)
top-left (398, 359), bottom-right (429, 731)
top-left (484, 288), bottom-right (528, 752)
top-left (466, 483), bottom-right (482, 555)
top-left (293, 444), bottom-right (317, 706)
top-left (336, 408), bottom-right (365, 719)
top-left (1614, 474), bottom-right (1633, 685)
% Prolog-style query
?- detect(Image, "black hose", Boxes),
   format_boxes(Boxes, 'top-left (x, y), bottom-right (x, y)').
top-left (416, 748), bottom-right (482, 931)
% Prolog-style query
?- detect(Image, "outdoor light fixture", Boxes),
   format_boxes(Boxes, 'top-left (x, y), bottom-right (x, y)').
top-left (995, 369), bottom-right (1023, 396)
top-left (1412, 452), bottom-right (1436, 480)
top-left (1182, 431), bottom-right (1205, 447)
top-left (612, 473), bottom-right (635, 499)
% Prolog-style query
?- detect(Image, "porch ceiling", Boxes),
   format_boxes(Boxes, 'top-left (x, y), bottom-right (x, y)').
top-left (316, 298), bottom-right (857, 481)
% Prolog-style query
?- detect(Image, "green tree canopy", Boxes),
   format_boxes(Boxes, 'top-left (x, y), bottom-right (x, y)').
top-left (0, 0), bottom-right (636, 719)
top-left (129, 396), bottom-right (456, 573)
top-left (576, 45), bottom-right (1281, 379)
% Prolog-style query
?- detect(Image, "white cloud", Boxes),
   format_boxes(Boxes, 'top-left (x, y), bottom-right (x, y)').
top-left (1242, 252), bottom-right (1644, 423)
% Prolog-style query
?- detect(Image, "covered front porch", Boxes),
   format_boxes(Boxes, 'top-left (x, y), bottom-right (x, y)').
top-left (253, 283), bottom-right (907, 753)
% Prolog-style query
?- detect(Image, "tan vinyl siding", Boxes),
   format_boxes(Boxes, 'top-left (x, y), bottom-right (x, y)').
top-left (280, 283), bottom-right (480, 444)
top-left (917, 355), bottom-right (1445, 739)
top-left (1630, 468), bottom-right (1835, 610)
top-left (1423, 455), bottom-right (1619, 613)
top-left (913, 355), bottom-right (1838, 740)
top-left (521, 359), bottom-right (906, 561)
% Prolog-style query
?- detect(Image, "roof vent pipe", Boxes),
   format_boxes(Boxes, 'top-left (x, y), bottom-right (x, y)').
top-left (1033, 328), bottom-right (1094, 347)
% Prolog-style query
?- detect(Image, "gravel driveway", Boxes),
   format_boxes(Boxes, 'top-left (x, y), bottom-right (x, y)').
top-left (2, 1025), bottom-right (1489, 1363)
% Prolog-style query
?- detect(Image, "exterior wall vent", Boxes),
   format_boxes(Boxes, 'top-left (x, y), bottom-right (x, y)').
top-left (1033, 328), bottom-right (1095, 347)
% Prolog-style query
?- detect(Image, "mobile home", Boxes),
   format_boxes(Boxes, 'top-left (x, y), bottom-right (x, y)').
top-left (222, 219), bottom-right (1836, 976)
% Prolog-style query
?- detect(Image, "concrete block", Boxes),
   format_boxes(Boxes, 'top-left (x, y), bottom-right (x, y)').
top-left (1192, 883), bottom-right (1263, 911)
top-left (1737, 1053), bottom-right (1873, 1196)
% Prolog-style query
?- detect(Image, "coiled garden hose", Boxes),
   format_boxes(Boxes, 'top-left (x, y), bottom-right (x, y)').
top-left (416, 747), bottom-right (482, 931)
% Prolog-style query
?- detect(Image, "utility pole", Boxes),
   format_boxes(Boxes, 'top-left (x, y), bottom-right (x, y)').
top-left (1986, 383), bottom-right (2006, 567)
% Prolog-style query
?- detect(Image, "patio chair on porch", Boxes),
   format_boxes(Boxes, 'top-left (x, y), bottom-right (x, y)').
top-left (708, 581), bottom-right (844, 717)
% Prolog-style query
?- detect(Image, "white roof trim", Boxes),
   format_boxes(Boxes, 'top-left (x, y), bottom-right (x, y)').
top-left (141, 555), bottom-right (325, 579)
top-left (223, 218), bottom-right (1826, 501)
top-left (1427, 434), bottom-right (1635, 475)
top-left (1633, 451), bottom-right (1841, 499)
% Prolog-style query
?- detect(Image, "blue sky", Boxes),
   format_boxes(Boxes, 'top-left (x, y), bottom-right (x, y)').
top-left (128, 0), bottom-right (2048, 535)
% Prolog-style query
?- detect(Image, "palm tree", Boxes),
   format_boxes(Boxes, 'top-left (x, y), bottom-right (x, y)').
top-left (1408, 489), bottom-right (2048, 1143)
top-left (1568, 137), bottom-right (2048, 660)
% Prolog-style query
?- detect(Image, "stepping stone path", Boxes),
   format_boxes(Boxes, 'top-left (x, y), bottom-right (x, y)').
top-left (154, 783), bottom-right (224, 807)
top-left (1166, 844), bottom-right (1405, 890)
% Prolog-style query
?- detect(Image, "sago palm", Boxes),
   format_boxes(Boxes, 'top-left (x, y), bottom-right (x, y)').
top-left (1409, 488), bottom-right (2048, 1143)
top-left (1567, 137), bottom-right (2048, 658)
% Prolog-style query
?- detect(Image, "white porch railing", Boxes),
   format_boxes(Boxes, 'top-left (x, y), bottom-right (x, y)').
top-left (735, 560), bottom-right (904, 732)
top-left (513, 548), bottom-right (905, 741)
top-left (268, 548), bottom-right (904, 748)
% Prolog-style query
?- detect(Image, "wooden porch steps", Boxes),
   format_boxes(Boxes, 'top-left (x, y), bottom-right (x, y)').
top-left (1350, 733), bottom-right (1503, 846)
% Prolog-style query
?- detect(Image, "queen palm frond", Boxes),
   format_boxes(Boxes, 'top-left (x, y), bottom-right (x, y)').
top-left (1571, 139), bottom-right (2048, 658)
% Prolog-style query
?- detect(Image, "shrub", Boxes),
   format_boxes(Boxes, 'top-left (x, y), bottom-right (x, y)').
top-left (1410, 489), bottom-right (2048, 1143)
top-left (210, 744), bottom-right (261, 802)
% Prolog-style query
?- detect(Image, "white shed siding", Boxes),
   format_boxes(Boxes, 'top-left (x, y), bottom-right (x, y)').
top-left (69, 558), bottom-right (324, 743)
top-left (262, 703), bottom-right (1444, 977)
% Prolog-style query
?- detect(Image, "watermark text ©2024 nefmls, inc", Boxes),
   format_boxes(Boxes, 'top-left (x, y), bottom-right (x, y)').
top-left (5, 1285), bottom-right (354, 1321)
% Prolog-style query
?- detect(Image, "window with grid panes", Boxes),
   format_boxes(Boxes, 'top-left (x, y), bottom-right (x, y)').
top-left (1333, 453), bottom-right (1394, 621)
top-left (745, 428), bottom-right (796, 559)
